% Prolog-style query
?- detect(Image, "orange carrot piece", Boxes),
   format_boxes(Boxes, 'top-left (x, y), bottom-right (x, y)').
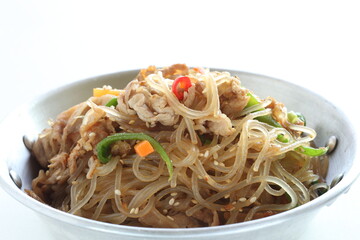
top-left (93, 88), bottom-right (121, 97)
top-left (134, 140), bottom-right (155, 157)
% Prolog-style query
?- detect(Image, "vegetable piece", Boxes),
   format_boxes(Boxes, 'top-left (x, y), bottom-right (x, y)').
top-left (244, 93), bottom-right (327, 157)
top-left (134, 140), bottom-right (154, 157)
top-left (245, 93), bottom-right (282, 128)
top-left (171, 76), bottom-right (192, 100)
top-left (296, 145), bottom-right (328, 157)
top-left (96, 133), bottom-right (173, 179)
top-left (93, 88), bottom-right (121, 97)
top-left (193, 67), bottom-right (205, 74)
top-left (245, 92), bottom-right (261, 108)
top-left (276, 134), bottom-right (289, 143)
top-left (256, 115), bottom-right (282, 128)
top-left (198, 134), bottom-right (212, 145)
top-left (105, 98), bottom-right (118, 107)
top-left (288, 111), bottom-right (306, 125)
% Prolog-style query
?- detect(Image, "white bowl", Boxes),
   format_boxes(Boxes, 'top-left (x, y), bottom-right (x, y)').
top-left (0, 69), bottom-right (359, 240)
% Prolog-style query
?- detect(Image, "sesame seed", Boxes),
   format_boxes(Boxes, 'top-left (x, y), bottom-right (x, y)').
top-left (128, 120), bottom-right (135, 125)
top-left (249, 197), bottom-right (257, 203)
top-left (163, 209), bottom-right (168, 214)
top-left (167, 216), bottom-right (174, 221)
top-left (214, 161), bottom-right (219, 166)
top-left (219, 162), bottom-right (225, 167)
top-left (232, 201), bottom-right (237, 205)
top-left (130, 208), bottom-right (135, 214)
top-left (191, 199), bottom-right (198, 204)
top-left (89, 132), bottom-right (96, 137)
top-left (170, 192), bottom-right (178, 196)
top-left (198, 175), bottom-right (203, 180)
top-left (174, 202), bottom-right (180, 207)
top-left (169, 198), bottom-right (175, 206)
top-left (225, 179), bottom-right (231, 183)
top-left (239, 208), bottom-right (243, 212)
top-left (72, 181), bottom-right (77, 185)
top-left (114, 189), bottom-right (121, 196)
top-left (239, 197), bottom-right (247, 202)
top-left (134, 207), bottom-right (139, 214)
top-left (224, 194), bottom-right (230, 199)
top-left (204, 150), bottom-right (209, 158)
top-left (119, 159), bottom-right (124, 164)
top-left (199, 153), bottom-right (204, 157)
top-left (220, 208), bottom-right (226, 212)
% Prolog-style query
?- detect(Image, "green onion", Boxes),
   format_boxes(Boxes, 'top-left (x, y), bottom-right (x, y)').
top-left (96, 133), bottom-right (173, 179)
top-left (245, 93), bottom-right (282, 128)
top-left (105, 97), bottom-right (118, 107)
top-left (288, 111), bottom-right (306, 126)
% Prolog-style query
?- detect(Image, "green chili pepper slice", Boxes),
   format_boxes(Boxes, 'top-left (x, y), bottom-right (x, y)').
top-left (244, 92), bottom-right (327, 157)
top-left (105, 97), bottom-right (118, 107)
top-left (295, 145), bottom-right (328, 157)
top-left (96, 133), bottom-right (173, 179)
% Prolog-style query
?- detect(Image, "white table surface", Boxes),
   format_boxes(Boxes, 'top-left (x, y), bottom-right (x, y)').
top-left (1, 1), bottom-right (359, 239)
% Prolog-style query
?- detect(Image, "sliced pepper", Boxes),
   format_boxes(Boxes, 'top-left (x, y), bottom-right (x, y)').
top-left (105, 98), bottom-right (118, 107)
top-left (296, 145), bottom-right (328, 157)
top-left (96, 133), bottom-right (173, 179)
top-left (172, 76), bottom-right (192, 100)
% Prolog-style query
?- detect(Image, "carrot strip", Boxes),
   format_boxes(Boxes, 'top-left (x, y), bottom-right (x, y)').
top-left (93, 88), bottom-right (121, 97)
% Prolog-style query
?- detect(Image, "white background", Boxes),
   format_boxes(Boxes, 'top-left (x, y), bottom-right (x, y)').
top-left (0, 1), bottom-right (359, 239)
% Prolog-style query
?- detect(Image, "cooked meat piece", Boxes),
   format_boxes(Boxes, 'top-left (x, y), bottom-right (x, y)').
top-left (196, 113), bottom-right (235, 137)
top-left (192, 208), bottom-right (219, 226)
top-left (32, 102), bottom-right (89, 168)
top-left (25, 189), bottom-right (45, 203)
top-left (218, 77), bottom-right (249, 117)
top-left (32, 94), bottom-right (115, 175)
top-left (111, 140), bottom-right (131, 157)
top-left (207, 113), bottom-right (235, 136)
top-left (118, 80), bottom-right (179, 127)
top-left (267, 97), bottom-right (289, 127)
top-left (170, 213), bottom-right (202, 228)
top-left (137, 64), bottom-right (189, 81)
top-left (137, 65), bottom-right (157, 81)
top-left (161, 64), bottom-right (189, 79)
top-left (69, 111), bottom-right (116, 174)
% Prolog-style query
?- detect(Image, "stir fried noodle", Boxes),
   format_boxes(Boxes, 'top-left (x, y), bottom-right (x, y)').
top-left (27, 64), bottom-right (329, 227)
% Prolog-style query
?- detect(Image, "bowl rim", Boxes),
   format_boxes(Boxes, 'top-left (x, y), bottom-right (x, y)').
top-left (0, 68), bottom-right (359, 237)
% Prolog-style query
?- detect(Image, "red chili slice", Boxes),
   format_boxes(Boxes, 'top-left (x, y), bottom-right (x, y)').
top-left (172, 76), bottom-right (192, 100)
